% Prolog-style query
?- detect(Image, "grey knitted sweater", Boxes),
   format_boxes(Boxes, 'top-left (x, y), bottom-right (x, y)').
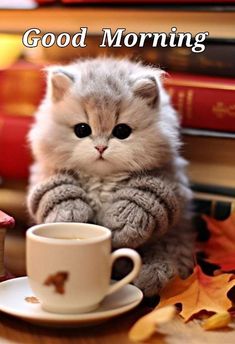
top-left (27, 169), bottom-right (194, 296)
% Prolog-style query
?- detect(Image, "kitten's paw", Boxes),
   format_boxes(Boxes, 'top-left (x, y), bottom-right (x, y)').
top-left (133, 261), bottom-right (177, 297)
top-left (102, 199), bottom-right (155, 248)
top-left (44, 199), bottom-right (93, 223)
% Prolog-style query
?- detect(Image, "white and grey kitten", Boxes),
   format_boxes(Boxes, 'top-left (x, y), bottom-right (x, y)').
top-left (28, 58), bottom-right (194, 297)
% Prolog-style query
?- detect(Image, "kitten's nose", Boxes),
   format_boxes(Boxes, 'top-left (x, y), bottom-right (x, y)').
top-left (95, 145), bottom-right (108, 154)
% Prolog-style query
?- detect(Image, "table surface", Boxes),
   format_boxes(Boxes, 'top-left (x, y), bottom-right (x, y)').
top-left (0, 303), bottom-right (160, 344)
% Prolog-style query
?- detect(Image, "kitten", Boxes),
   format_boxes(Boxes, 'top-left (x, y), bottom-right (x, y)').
top-left (27, 58), bottom-right (194, 296)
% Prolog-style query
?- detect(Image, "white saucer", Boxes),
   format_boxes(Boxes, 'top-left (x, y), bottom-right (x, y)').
top-left (0, 277), bottom-right (143, 327)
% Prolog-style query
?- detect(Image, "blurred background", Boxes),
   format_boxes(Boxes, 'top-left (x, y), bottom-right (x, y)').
top-left (0, 0), bottom-right (235, 276)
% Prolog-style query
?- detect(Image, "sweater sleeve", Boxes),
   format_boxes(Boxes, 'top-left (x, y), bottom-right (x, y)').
top-left (126, 174), bottom-right (182, 233)
top-left (101, 173), bottom-right (185, 248)
top-left (27, 172), bottom-right (93, 224)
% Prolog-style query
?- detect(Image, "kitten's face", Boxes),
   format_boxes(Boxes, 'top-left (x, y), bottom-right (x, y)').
top-left (31, 59), bottom-right (178, 176)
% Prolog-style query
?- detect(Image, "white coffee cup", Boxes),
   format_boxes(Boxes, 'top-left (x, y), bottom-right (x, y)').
top-left (26, 222), bottom-right (141, 314)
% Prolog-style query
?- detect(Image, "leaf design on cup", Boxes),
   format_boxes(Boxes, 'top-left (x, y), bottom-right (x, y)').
top-left (44, 271), bottom-right (69, 294)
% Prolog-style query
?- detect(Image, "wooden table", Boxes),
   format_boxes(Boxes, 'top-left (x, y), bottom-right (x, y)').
top-left (0, 303), bottom-right (158, 344)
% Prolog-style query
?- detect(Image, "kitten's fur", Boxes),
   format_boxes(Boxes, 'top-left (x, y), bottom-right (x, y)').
top-left (27, 58), bottom-right (194, 296)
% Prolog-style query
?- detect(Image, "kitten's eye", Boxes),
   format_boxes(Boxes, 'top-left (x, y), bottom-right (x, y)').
top-left (112, 124), bottom-right (132, 140)
top-left (74, 123), bottom-right (92, 138)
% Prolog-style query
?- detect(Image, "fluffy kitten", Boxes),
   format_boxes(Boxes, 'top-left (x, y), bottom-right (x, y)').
top-left (27, 58), bottom-right (194, 297)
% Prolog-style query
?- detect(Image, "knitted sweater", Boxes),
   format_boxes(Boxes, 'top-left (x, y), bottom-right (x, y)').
top-left (27, 169), bottom-right (194, 296)
top-left (27, 170), bottom-right (188, 248)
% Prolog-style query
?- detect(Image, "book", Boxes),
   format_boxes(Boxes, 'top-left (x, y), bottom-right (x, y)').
top-left (193, 191), bottom-right (235, 221)
top-left (182, 133), bottom-right (235, 189)
top-left (191, 183), bottom-right (235, 239)
top-left (153, 42), bottom-right (235, 78)
top-left (0, 9), bottom-right (234, 40)
top-left (0, 114), bottom-right (33, 180)
top-left (164, 73), bottom-right (235, 132)
top-left (192, 184), bottom-right (235, 200)
top-left (181, 128), bottom-right (235, 139)
top-left (0, 61), bottom-right (43, 180)
top-left (193, 191), bottom-right (235, 245)
top-left (0, 61), bottom-right (45, 117)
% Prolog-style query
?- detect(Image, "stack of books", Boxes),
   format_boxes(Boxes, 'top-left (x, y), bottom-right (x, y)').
top-left (164, 73), bottom-right (235, 220)
top-left (159, 22), bottom-right (235, 220)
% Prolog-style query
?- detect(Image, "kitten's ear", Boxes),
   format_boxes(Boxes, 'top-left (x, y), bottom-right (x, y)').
top-left (47, 69), bottom-right (74, 102)
top-left (132, 76), bottom-right (159, 107)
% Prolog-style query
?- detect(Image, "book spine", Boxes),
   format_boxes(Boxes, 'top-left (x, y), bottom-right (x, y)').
top-left (191, 183), bottom-right (235, 198)
top-left (192, 187), bottom-right (235, 220)
top-left (194, 198), bottom-right (233, 220)
top-left (0, 63), bottom-right (45, 117)
top-left (164, 73), bottom-right (235, 132)
top-left (0, 114), bottom-right (33, 180)
top-left (152, 45), bottom-right (235, 78)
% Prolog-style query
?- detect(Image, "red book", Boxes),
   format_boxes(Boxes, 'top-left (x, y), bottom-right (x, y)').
top-left (0, 61), bottom-right (45, 118)
top-left (0, 62), bottom-right (44, 180)
top-left (164, 73), bottom-right (235, 133)
top-left (0, 114), bottom-right (33, 180)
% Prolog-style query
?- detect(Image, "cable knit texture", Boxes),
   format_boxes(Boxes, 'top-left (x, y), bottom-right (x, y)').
top-left (27, 173), bottom-right (94, 224)
top-left (27, 169), bottom-right (194, 297)
top-left (102, 175), bottom-right (181, 249)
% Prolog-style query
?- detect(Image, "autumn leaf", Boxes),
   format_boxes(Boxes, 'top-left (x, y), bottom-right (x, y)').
top-left (157, 265), bottom-right (235, 322)
top-left (202, 213), bottom-right (235, 271)
top-left (129, 305), bottom-right (176, 342)
top-left (156, 316), bottom-right (235, 344)
top-left (202, 312), bottom-right (231, 331)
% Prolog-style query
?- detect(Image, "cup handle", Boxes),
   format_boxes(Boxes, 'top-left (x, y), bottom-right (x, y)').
top-left (106, 248), bottom-right (142, 296)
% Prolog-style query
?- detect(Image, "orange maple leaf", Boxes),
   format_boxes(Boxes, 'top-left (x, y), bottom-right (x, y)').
top-left (157, 265), bottom-right (235, 322)
top-left (202, 213), bottom-right (235, 271)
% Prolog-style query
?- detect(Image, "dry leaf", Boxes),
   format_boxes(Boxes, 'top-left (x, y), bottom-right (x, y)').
top-left (202, 213), bottom-right (235, 272)
top-left (158, 265), bottom-right (235, 321)
top-left (157, 316), bottom-right (235, 344)
top-left (202, 312), bottom-right (231, 331)
top-left (128, 305), bottom-right (176, 342)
